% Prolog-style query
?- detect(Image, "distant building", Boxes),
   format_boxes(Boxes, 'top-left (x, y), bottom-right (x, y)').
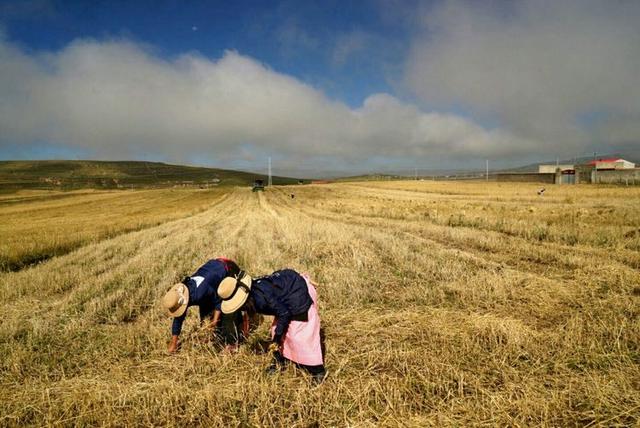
top-left (588, 158), bottom-right (635, 170)
top-left (575, 160), bottom-right (640, 184)
top-left (538, 164), bottom-right (574, 174)
top-left (535, 164), bottom-right (577, 184)
top-left (574, 164), bottom-right (594, 184)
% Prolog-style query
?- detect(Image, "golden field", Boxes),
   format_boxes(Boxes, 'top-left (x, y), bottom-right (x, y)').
top-left (1, 181), bottom-right (639, 426)
top-left (0, 188), bottom-right (228, 271)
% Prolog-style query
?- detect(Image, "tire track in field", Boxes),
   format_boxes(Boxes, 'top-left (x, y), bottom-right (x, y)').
top-left (257, 191), bottom-right (281, 219)
top-left (253, 189), bottom-right (298, 254)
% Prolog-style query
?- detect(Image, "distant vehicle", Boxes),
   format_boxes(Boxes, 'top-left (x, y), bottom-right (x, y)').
top-left (252, 179), bottom-right (265, 192)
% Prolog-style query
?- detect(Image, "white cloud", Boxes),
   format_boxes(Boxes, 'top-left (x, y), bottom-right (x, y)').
top-left (405, 0), bottom-right (640, 156)
top-left (0, 34), bottom-right (540, 173)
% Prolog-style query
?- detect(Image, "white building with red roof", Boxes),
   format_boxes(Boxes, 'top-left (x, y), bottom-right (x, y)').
top-left (588, 158), bottom-right (635, 170)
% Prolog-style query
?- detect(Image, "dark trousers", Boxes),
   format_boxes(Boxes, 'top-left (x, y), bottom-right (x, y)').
top-left (199, 302), bottom-right (244, 345)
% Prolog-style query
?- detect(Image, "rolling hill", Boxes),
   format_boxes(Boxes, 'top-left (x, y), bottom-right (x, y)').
top-left (0, 160), bottom-right (301, 189)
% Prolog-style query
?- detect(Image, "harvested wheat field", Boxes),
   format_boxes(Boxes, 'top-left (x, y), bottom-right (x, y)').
top-left (1, 181), bottom-right (639, 426)
top-left (0, 188), bottom-right (228, 271)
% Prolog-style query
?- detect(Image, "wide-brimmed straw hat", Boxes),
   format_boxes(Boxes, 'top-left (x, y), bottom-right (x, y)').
top-left (162, 283), bottom-right (190, 317)
top-left (218, 271), bottom-right (253, 314)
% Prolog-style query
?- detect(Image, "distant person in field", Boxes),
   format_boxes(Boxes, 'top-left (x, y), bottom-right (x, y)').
top-left (162, 258), bottom-right (248, 353)
top-left (218, 268), bottom-right (326, 384)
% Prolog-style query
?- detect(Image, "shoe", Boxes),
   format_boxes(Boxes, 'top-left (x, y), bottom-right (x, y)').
top-left (311, 370), bottom-right (327, 385)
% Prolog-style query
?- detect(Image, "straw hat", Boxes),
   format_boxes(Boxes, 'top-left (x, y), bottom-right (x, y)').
top-left (162, 283), bottom-right (190, 317)
top-left (218, 271), bottom-right (253, 314)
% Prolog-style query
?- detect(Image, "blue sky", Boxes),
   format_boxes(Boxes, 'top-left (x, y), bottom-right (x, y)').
top-left (1, 0), bottom-right (638, 175)
top-left (3, 0), bottom-right (410, 106)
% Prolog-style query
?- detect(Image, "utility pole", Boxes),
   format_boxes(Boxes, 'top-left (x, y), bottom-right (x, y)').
top-left (486, 160), bottom-right (489, 182)
top-left (414, 167), bottom-right (418, 180)
top-left (593, 152), bottom-right (597, 184)
top-left (268, 157), bottom-right (272, 187)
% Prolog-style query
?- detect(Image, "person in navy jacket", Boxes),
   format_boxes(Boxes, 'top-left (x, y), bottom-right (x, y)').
top-left (162, 258), bottom-right (246, 353)
top-left (218, 268), bottom-right (326, 383)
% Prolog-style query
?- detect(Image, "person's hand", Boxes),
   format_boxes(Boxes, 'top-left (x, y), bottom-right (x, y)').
top-left (241, 311), bottom-right (250, 338)
top-left (211, 310), bottom-right (221, 327)
top-left (198, 320), bottom-right (217, 343)
top-left (168, 336), bottom-right (180, 354)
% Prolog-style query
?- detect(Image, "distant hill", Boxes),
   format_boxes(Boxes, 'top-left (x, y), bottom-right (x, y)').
top-left (0, 160), bottom-right (301, 189)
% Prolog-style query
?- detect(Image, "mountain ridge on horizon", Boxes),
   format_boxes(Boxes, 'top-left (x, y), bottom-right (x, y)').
top-left (0, 159), bottom-right (301, 189)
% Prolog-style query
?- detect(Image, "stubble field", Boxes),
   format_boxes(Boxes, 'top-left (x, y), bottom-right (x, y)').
top-left (0, 188), bottom-right (228, 271)
top-left (1, 181), bottom-right (639, 426)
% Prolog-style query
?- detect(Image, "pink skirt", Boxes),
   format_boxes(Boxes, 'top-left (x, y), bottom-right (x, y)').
top-left (270, 273), bottom-right (323, 366)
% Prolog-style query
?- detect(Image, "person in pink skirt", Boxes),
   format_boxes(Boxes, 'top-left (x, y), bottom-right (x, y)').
top-left (217, 268), bottom-right (326, 384)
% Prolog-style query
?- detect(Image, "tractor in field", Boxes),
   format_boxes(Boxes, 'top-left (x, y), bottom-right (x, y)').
top-left (252, 179), bottom-right (265, 192)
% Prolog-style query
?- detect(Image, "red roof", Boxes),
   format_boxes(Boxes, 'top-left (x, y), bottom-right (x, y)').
top-left (588, 158), bottom-right (622, 165)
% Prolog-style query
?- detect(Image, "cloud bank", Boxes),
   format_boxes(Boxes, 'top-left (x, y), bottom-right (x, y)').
top-left (405, 0), bottom-right (640, 157)
top-left (0, 32), bottom-right (537, 174)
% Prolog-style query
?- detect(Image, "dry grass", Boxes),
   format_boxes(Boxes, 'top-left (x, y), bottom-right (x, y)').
top-left (0, 188), bottom-right (228, 271)
top-left (0, 181), bottom-right (639, 426)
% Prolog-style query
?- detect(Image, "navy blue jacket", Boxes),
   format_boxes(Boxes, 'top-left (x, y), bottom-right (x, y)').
top-left (250, 269), bottom-right (313, 343)
top-left (172, 259), bottom-right (238, 336)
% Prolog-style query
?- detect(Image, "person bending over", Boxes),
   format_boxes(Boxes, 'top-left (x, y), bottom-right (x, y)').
top-left (162, 258), bottom-right (247, 353)
top-left (218, 268), bottom-right (326, 384)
